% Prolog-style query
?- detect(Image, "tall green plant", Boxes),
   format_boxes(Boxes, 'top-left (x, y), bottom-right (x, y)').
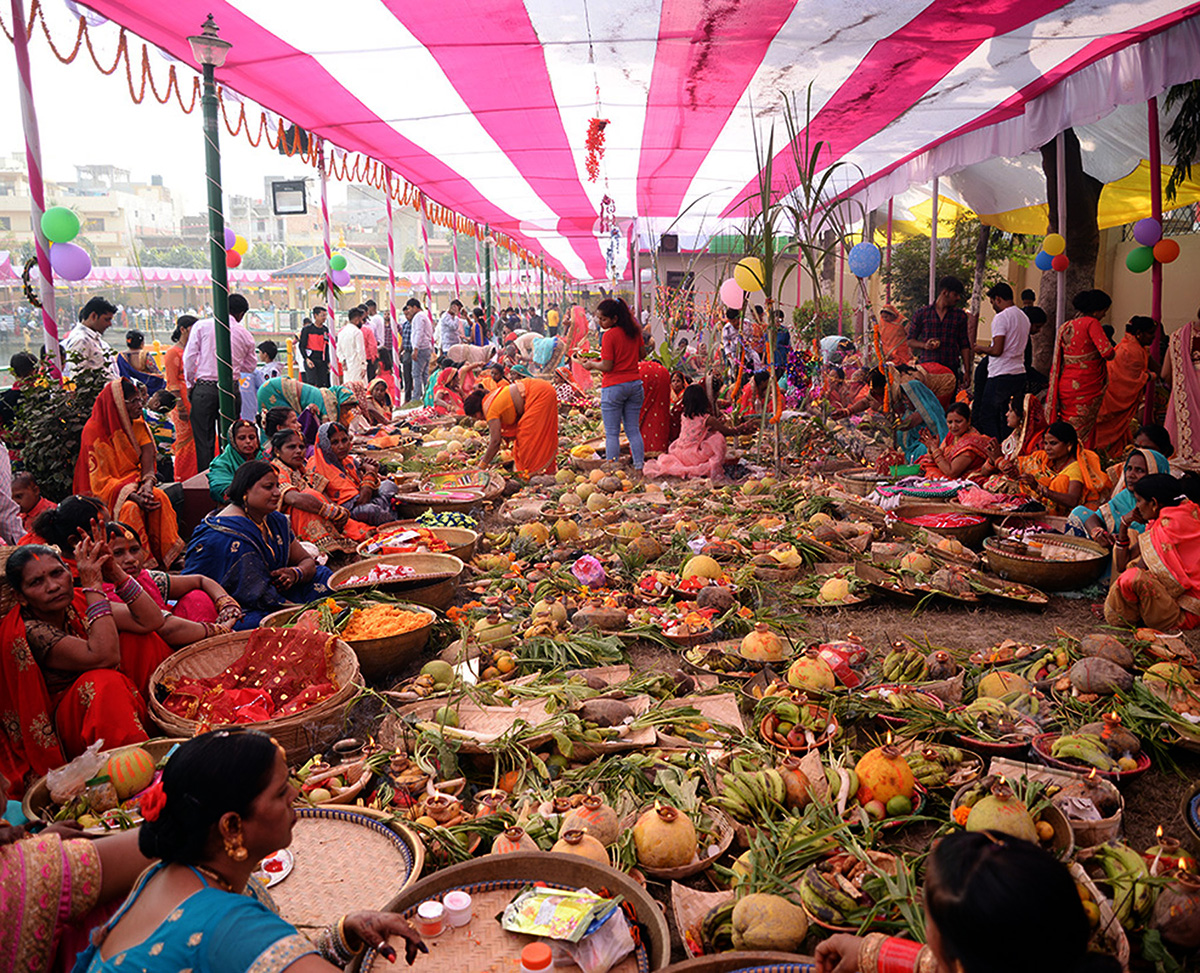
top-left (10, 355), bottom-right (110, 501)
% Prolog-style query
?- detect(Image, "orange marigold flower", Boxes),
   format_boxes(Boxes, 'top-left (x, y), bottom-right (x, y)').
top-left (953, 805), bottom-right (971, 826)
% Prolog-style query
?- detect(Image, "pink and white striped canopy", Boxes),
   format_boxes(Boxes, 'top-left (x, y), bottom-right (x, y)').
top-left (83, 0), bottom-right (1200, 280)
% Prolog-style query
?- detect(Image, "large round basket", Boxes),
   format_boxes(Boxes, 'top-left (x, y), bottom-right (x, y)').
top-left (328, 553), bottom-right (464, 611)
top-left (356, 524), bottom-right (478, 562)
top-left (261, 602), bottom-right (437, 681)
top-left (896, 503), bottom-right (991, 548)
top-left (21, 737), bottom-right (186, 823)
top-left (659, 956), bottom-right (814, 973)
top-left (983, 535), bottom-right (1108, 591)
top-left (147, 632), bottom-right (362, 763)
top-left (356, 851), bottom-right (669, 973)
top-left (834, 471), bottom-right (890, 497)
top-left (271, 807), bottom-right (422, 936)
top-left (395, 470), bottom-right (504, 516)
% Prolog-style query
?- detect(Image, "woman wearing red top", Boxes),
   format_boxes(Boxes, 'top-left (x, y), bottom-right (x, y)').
top-left (578, 298), bottom-right (646, 471)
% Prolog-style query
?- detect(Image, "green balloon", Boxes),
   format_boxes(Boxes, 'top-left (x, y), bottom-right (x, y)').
top-left (329, 253), bottom-right (347, 271)
top-left (41, 207), bottom-right (79, 244)
top-left (1126, 246), bottom-right (1154, 274)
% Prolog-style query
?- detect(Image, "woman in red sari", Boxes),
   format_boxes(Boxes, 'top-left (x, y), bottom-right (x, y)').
top-left (0, 533), bottom-right (171, 790)
top-left (1046, 289), bottom-right (1116, 447)
top-left (638, 360), bottom-right (671, 454)
top-left (917, 402), bottom-right (994, 480)
top-left (1094, 315), bottom-right (1157, 458)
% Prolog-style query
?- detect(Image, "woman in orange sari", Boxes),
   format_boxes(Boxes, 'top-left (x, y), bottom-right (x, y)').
top-left (917, 402), bottom-right (994, 480)
top-left (1013, 421), bottom-right (1110, 514)
top-left (308, 421), bottom-right (397, 525)
top-left (74, 378), bottom-right (183, 569)
top-left (270, 428), bottom-right (368, 556)
top-left (464, 377), bottom-right (559, 477)
top-left (1094, 315), bottom-right (1157, 457)
top-left (0, 537), bottom-right (171, 789)
top-left (1046, 289), bottom-right (1116, 447)
top-left (877, 304), bottom-right (911, 365)
top-left (1106, 473), bottom-right (1200, 630)
top-left (162, 315), bottom-right (197, 481)
top-left (638, 360), bottom-right (671, 454)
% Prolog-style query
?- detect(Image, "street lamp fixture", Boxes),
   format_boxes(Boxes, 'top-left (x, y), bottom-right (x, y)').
top-left (187, 14), bottom-right (231, 67)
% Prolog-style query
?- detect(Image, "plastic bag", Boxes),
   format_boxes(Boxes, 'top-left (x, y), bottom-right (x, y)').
top-left (550, 908), bottom-right (634, 973)
top-left (571, 555), bottom-right (606, 589)
top-left (47, 739), bottom-right (107, 804)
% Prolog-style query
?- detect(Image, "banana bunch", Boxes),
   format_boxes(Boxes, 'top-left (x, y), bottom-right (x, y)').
top-left (798, 866), bottom-right (864, 925)
top-left (772, 700), bottom-right (826, 732)
top-left (1050, 733), bottom-right (1119, 772)
top-left (715, 768), bottom-right (786, 823)
top-left (882, 648), bottom-right (928, 683)
top-left (699, 900), bottom-right (736, 952)
top-left (904, 745), bottom-right (965, 787)
top-left (1021, 645), bottom-right (1070, 682)
top-left (483, 530), bottom-right (512, 551)
top-left (1093, 842), bottom-right (1155, 929)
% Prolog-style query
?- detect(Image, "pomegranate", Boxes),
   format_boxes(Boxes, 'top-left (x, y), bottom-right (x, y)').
top-left (561, 794), bottom-right (619, 846)
top-left (491, 826), bottom-right (539, 855)
top-left (854, 745), bottom-right (916, 806)
top-left (964, 781), bottom-right (1037, 843)
top-left (551, 828), bottom-right (610, 865)
top-left (740, 623), bottom-right (786, 663)
top-left (632, 805), bottom-right (697, 869)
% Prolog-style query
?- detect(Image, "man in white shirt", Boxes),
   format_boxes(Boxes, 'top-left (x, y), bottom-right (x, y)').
top-left (337, 306), bottom-right (368, 386)
top-left (183, 292), bottom-right (259, 471)
top-left (974, 282), bottom-right (1031, 442)
top-left (405, 298), bottom-right (434, 396)
top-left (62, 296), bottom-right (119, 378)
top-left (365, 299), bottom-right (386, 349)
top-left (438, 300), bottom-right (465, 354)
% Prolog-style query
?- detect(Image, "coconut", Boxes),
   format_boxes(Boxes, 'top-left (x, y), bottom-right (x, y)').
top-left (740, 623), bottom-right (785, 662)
top-left (899, 551), bottom-right (933, 573)
top-left (787, 655), bottom-right (836, 692)
top-left (561, 795), bottom-right (620, 846)
top-left (586, 492), bottom-right (611, 512)
top-left (731, 893), bottom-right (809, 952)
top-left (554, 519), bottom-right (580, 543)
top-left (1079, 633), bottom-right (1134, 669)
top-left (681, 555), bottom-right (723, 580)
top-left (964, 781), bottom-right (1037, 843)
top-left (551, 829), bottom-right (610, 864)
top-left (491, 826), bottom-right (539, 855)
top-left (517, 523), bottom-right (550, 545)
top-left (977, 670), bottom-right (1030, 698)
top-left (854, 745), bottom-right (916, 805)
top-left (695, 585), bottom-right (735, 611)
top-left (1152, 876), bottom-right (1200, 949)
top-left (597, 476), bottom-right (623, 494)
top-left (926, 650), bottom-right (959, 681)
top-left (632, 805), bottom-right (697, 869)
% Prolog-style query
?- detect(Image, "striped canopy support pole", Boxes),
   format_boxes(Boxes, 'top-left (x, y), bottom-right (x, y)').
top-left (1054, 132), bottom-right (1066, 339)
top-left (885, 198), bottom-right (894, 304)
top-left (451, 224), bottom-right (460, 304)
top-left (929, 176), bottom-right (939, 305)
top-left (319, 138), bottom-right (338, 379)
top-left (386, 168), bottom-right (400, 363)
top-left (419, 192), bottom-right (434, 313)
top-left (474, 230), bottom-right (482, 308)
top-left (1146, 97), bottom-right (1163, 423)
top-left (11, 0), bottom-right (60, 374)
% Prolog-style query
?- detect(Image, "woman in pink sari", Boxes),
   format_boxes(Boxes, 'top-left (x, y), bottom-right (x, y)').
top-left (1105, 473), bottom-right (1200, 630)
top-left (1162, 312), bottom-right (1200, 470)
top-left (1046, 289), bottom-right (1115, 448)
top-left (645, 384), bottom-right (754, 480)
top-left (917, 402), bottom-right (995, 480)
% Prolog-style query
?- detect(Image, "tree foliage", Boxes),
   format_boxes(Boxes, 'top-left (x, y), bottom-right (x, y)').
top-left (10, 355), bottom-right (110, 502)
top-left (1165, 81), bottom-right (1200, 203)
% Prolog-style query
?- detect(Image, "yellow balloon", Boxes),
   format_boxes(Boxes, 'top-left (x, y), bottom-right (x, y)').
top-left (233, 234), bottom-right (249, 255)
top-left (733, 256), bottom-right (764, 292)
top-left (1042, 233), bottom-right (1065, 256)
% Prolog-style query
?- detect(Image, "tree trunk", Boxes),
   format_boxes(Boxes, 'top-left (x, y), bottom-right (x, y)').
top-left (968, 223), bottom-right (990, 345)
top-left (1033, 129), bottom-right (1103, 374)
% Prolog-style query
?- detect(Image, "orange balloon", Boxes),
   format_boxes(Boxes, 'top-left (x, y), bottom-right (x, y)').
top-left (1154, 238), bottom-right (1180, 264)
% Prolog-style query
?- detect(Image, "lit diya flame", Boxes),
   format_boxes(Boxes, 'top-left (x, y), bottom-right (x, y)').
top-left (885, 730), bottom-right (894, 746)
top-left (1158, 824), bottom-right (1165, 841)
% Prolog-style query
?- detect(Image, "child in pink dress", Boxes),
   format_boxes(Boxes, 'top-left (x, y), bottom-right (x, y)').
top-left (645, 384), bottom-right (755, 480)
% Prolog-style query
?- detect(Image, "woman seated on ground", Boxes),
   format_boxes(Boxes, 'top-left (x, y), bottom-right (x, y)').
top-left (979, 394), bottom-right (1046, 491)
top-left (463, 377), bottom-right (560, 478)
top-left (104, 521), bottom-right (243, 645)
top-left (206, 419), bottom-right (263, 503)
top-left (257, 376), bottom-right (356, 447)
top-left (0, 533), bottom-right (172, 787)
top-left (644, 383), bottom-right (755, 481)
top-left (73, 377), bottom-right (183, 569)
top-left (77, 730), bottom-right (426, 973)
top-left (1103, 422), bottom-right (1177, 487)
top-left (1009, 421), bottom-right (1109, 514)
top-left (1105, 473), bottom-right (1200, 631)
top-left (816, 830), bottom-right (1118, 973)
top-left (918, 402), bottom-right (995, 480)
top-left (668, 370), bottom-right (688, 443)
top-left (309, 422), bottom-right (397, 526)
top-left (270, 428), bottom-right (368, 557)
top-left (1068, 447), bottom-right (1170, 545)
top-left (735, 370), bottom-right (770, 420)
top-left (183, 461), bottom-right (333, 630)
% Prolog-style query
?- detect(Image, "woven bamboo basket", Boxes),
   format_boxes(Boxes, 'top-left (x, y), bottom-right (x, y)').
top-left (21, 737), bottom-right (186, 823)
top-left (356, 524), bottom-right (478, 562)
top-left (895, 502), bottom-right (991, 548)
top-left (261, 602), bottom-right (436, 681)
top-left (357, 851), bottom-right (670, 973)
top-left (328, 553), bottom-right (463, 611)
top-left (983, 534), bottom-right (1108, 590)
top-left (147, 631), bottom-right (362, 763)
top-left (659, 955), bottom-right (815, 973)
top-left (834, 471), bottom-right (890, 497)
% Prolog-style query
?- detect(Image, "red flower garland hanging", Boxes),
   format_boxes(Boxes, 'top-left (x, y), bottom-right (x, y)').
top-left (585, 117), bottom-right (609, 182)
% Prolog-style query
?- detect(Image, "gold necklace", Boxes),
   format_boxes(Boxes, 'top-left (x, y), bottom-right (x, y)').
top-left (193, 865), bottom-right (240, 893)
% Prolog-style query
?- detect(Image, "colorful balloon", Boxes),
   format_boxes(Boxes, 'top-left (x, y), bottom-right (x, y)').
top-left (330, 253), bottom-right (348, 272)
top-left (1042, 233), bottom-right (1066, 256)
top-left (1051, 254), bottom-right (1069, 272)
top-left (225, 249), bottom-right (242, 268)
top-left (49, 242), bottom-right (91, 280)
top-left (1133, 217), bottom-right (1162, 247)
top-left (1125, 246), bottom-right (1154, 274)
top-left (1154, 238), bottom-right (1181, 264)
top-left (223, 227), bottom-right (236, 249)
top-left (232, 235), bottom-right (249, 255)
top-left (733, 256), bottom-right (764, 292)
top-left (41, 207), bottom-right (80, 244)
top-left (847, 242), bottom-right (882, 278)
top-left (1034, 250), bottom-right (1054, 271)
top-left (330, 268), bottom-right (351, 288)
top-left (719, 277), bottom-right (744, 308)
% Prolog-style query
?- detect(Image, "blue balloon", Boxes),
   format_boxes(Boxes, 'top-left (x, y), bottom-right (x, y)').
top-left (847, 242), bottom-right (882, 278)
top-left (1034, 249), bottom-right (1054, 271)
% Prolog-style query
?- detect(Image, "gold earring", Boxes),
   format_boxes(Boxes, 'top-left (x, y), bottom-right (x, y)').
top-left (224, 833), bottom-right (248, 862)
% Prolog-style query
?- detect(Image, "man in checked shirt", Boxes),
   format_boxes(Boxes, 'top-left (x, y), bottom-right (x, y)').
top-left (907, 275), bottom-right (970, 386)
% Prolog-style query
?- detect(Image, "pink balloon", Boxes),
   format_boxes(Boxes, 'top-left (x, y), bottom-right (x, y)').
top-left (719, 277), bottom-right (744, 308)
top-left (50, 242), bottom-right (91, 281)
top-left (330, 268), bottom-right (351, 288)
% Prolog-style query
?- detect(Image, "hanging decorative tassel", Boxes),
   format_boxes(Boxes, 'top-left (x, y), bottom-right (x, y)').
top-left (585, 117), bottom-right (609, 182)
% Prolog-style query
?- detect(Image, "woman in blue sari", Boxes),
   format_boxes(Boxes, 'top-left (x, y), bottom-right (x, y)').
top-left (75, 730), bottom-right (426, 973)
top-left (183, 461), bottom-right (332, 629)
top-left (116, 330), bottom-right (166, 395)
top-left (1068, 446), bottom-right (1170, 543)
